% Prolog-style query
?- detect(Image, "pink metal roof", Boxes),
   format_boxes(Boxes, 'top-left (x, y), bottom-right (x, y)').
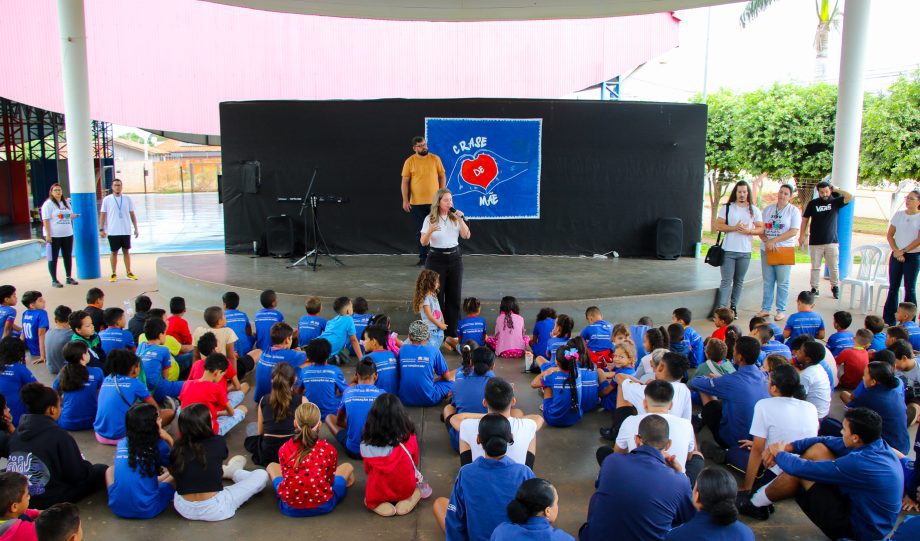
top-left (0, 0), bottom-right (679, 135)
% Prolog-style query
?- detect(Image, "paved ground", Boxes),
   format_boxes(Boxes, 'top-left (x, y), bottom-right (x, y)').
top-left (0, 250), bottom-right (916, 540)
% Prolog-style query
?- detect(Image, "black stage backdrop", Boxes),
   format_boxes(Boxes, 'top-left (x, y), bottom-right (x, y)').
top-left (220, 99), bottom-right (706, 257)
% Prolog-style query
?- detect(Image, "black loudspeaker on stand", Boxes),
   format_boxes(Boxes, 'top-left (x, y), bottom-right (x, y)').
top-left (656, 217), bottom-right (683, 260)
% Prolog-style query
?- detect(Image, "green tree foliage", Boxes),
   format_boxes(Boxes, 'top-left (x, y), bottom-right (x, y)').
top-left (735, 83), bottom-right (838, 181)
top-left (860, 72), bottom-right (920, 184)
top-left (692, 90), bottom-right (745, 230)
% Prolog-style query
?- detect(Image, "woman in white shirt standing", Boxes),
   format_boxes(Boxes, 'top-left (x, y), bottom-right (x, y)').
top-left (757, 184), bottom-right (802, 322)
top-left (883, 189), bottom-right (920, 325)
top-left (40, 183), bottom-right (80, 288)
top-left (420, 189), bottom-right (471, 346)
top-left (713, 181), bottom-right (764, 317)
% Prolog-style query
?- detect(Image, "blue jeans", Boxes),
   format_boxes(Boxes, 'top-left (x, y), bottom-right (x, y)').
top-left (884, 252), bottom-right (920, 325)
top-left (716, 251), bottom-right (751, 309)
top-left (761, 256), bottom-right (793, 312)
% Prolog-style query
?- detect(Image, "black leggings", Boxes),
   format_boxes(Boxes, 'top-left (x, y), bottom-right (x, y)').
top-left (48, 235), bottom-right (74, 281)
top-left (425, 250), bottom-right (463, 337)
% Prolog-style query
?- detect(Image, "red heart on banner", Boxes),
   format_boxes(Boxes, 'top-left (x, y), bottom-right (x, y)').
top-left (460, 154), bottom-right (498, 190)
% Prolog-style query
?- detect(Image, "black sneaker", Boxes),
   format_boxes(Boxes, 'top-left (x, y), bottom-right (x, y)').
top-left (66, 277), bottom-right (79, 285)
top-left (51, 280), bottom-right (63, 289)
top-left (700, 440), bottom-right (726, 464)
top-left (810, 287), bottom-right (820, 297)
top-left (599, 427), bottom-right (616, 441)
top-left (737, 493), bottom-right (773, 520)
top-left (691, 413), bottom-right (705, 434)
top-left (730, 306), bottom-right (738, 320)
top-left (832, 286), bottom-right (840, 299)
top-left (416, 259), bottom-right (426, 266)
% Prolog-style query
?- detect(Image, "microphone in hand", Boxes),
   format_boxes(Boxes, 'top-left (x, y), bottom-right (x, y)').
top-left (449, 207), bottom-right (468, 222)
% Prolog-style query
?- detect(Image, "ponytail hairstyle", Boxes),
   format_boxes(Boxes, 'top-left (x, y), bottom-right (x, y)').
top-left (554, 343), bottom-right (581, 412)
top-left (169, 403), bottom-right (213, 475)
top-left (58, 341), bottom-right (90, 393)
top-left (867, 361), bottom-right (899, 389)
top-left (19, 383), bottom-right (59, 415)
top-left (459, 340), bottom-right (478, 377)
top-left (695, 467), bottom-right (741, 526)
top-left (535, 307), bottom-right (556, 323)
top-left (125, 403), bottom-right (163, 478)
top-left (107, 348), bottom-right (141, 377)
top-left (554, 314), bottom-right (574, 338)
top-left (723, 325), bottom-right (743, 362)
top-left (292, 402), bottom-right (321, 467)
top-left (369, 313), bottom-right (391, 332)
top-left (478, 413), bottom-right (513, 458)
top-left (770, 364), bottom-right (807, 400)
top-left (471, 346), bottom-right (495, 376)
top-left (499, 296), bottom-right (520, 329)
top-left (507, 478), bottom-right (556, 524)
top-left (269, 362), bottom-right (297, 422)
top-left (567, 336), bottom-right (591, 370)
top-left (645, 327), bottom-right (668, 352)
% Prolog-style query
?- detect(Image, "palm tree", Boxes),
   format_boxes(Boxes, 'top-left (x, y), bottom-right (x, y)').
top-left (740, 0), bottom-right (841, 81)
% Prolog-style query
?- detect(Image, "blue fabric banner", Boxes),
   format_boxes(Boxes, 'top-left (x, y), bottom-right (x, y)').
top-left (425, 118), bottom-right (542, 219)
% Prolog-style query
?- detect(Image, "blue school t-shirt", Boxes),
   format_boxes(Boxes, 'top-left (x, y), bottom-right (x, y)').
top-left (599, 366), bottom-right (636, 411)
top-left (579, 320), bottom-right (613, 352)
top-left (397, 343), bottom-right (450, 407)
top-left (349, 313), bottom-right (373, 355)
top-left (224, 309), bottom-right (252, 355)
top-left (784, 311), bottom-right (825, 342)
top-left (826, 331), bottom-right (855, 357)
top-left (299, 364), bottom-right (347, 418)
top-left (451, 372), bottom-right (493, 414)
top-left (870, 332), bottom-right (887, 353)
top-left (339, 384), bottom-right (384, 456)
top-left (682, 326), bottom-right (705, 368)
top-left (531, 319), bottom-right (556, 359)
top-left (366, 349), bottom-right (398, 394)
top-left (457, 316), bottom-right (487, 347)
top-left (760, 340), bottom-right (792, 360)
top-left (319, 315), bottom-right (357, 354)
top-left (0, 363), bottom-right (37, 426)
top-left (541, 370), bottom-right (583, 427)
top-left (543, 337), bottom-right (569, 362)
top-left (848, 384), bottom-right (910, 455)
top-left (297, 315), bottom-right (327, 348)
top-left (0, 306), bottom-right (19, 338)
top-left (579, 367), bottom-right (599, 413)
top-left (99, 327), bottom-right (135, 354)
top-left (108, 438), bottom-right (173, 519)
top-left (21, 309), bottom-right (49, 357)
top-left (901, 322), bottom-right (920, 352)
top-left (254, 347), bottom-right (307, 404)
top-left (137, 342), bottom-right (172, 394)
top-left (94, 375), bottom-right (151, 439)
top-left (630, 325), bottom-right (651, 359)
top-left (52, 366), bottom-right (103, 430)
top-left (254, 308), bottom-right (285, 352)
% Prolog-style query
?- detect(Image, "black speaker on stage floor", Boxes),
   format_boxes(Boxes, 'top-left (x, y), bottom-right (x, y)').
top-left (266, 215), bottom-right (294, 258)
top-left (656, 217), bottom-right (683, 260)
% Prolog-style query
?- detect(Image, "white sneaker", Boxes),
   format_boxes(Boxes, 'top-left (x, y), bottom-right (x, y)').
top-left (222, 455), bottom-right (247, 480)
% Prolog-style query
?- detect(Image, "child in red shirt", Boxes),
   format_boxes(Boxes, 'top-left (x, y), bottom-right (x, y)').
top-left (187, 332), bottom-right (248, 407)
top-left (179, 353), bottom-right (247, 435)
top-left (266, 402), bottom-right (355, 517)
top-left (166, 297), bottom-right (192, 346)
top-left (0, 471), bottom-right (40, 541)
top-left (836, 328), bottom-right (872, 390)
top-left (360, 393), bottom-right (422, 516)
top-left (710, 307), bottom-right (733, 341)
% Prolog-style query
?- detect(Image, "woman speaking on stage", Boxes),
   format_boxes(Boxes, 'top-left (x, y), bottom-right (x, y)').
top-left (420, 188), bottom-right (471, 345)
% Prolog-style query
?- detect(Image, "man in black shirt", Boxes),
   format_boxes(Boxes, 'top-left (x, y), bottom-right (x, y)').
top-left (798, 181), bottom-right (853, 299)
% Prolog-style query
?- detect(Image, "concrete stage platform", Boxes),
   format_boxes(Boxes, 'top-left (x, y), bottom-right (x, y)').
top-left (158, 253), bottom-right (762, 327)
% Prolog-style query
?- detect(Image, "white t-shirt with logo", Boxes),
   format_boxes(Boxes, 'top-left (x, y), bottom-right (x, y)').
top-left (622, 379), bottom-right (692, 421)
top-left (717, 203), bottom-right (763, 253)
top-left (761, 203), bottom-right (802, 249)
top-left (800, 364), bottom-right (831, 419)
top-left (616, 412), bottom-right (695, 469)
top-left (100, 194), bottom-right (136, 236)
top-left (749, 396), bottom-right (819, 474)
top-left (40, 200), bottom-right (74, 237)
top-left (890, 210), bottom-right (920, 254)
top-left (458, 416), bottom-right (537, 466)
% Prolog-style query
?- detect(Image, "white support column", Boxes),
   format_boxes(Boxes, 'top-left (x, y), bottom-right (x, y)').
top-left (57, 0), bottom-right (100, 278)
top-left (831, 0), bottom-right (871, 279)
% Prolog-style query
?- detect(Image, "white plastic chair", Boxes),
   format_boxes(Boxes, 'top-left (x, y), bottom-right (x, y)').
top-left (839, 245), bottom-right (885, 313)
top-left (872, 244), bottom-right (899, 313)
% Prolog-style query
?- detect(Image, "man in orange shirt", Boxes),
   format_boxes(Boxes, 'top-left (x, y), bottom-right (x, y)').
top-left (401, 136), bottom-right (446, 266)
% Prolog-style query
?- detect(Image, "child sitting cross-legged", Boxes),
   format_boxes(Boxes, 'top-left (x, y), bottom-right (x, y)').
top-left (487, 296), bottom-right (529, 359)
top-left (266, 402), bottom-right (355, 517)
top-left (179, 353), bottom-right (247, 436)
top-left (397, 321), bottom-right (454, 408)
top-left (94, 349), bottom-right (174, 445)
top-left (188, 332), bottom-right (248, 409)
top-left (361, 393), bottom-right (423, 516)
top-left (532, 315), bottom-right (574, 373)
top-left (52, 341), bottom-right (103, 431)
top-left (325, 359), bottom-right (383, 460)
top-left (531, 342), bottom-right (583, 428)
top-left (246, 362), bottom-right (304, 466)
top-left (299, 339), bottom-right (348, 421)
top-left (598, 340), bottom-right (638, 412)
top-left (442, 344), bottom-right (494, 452)
top-left (105, 403), bottom-right (176, 519)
